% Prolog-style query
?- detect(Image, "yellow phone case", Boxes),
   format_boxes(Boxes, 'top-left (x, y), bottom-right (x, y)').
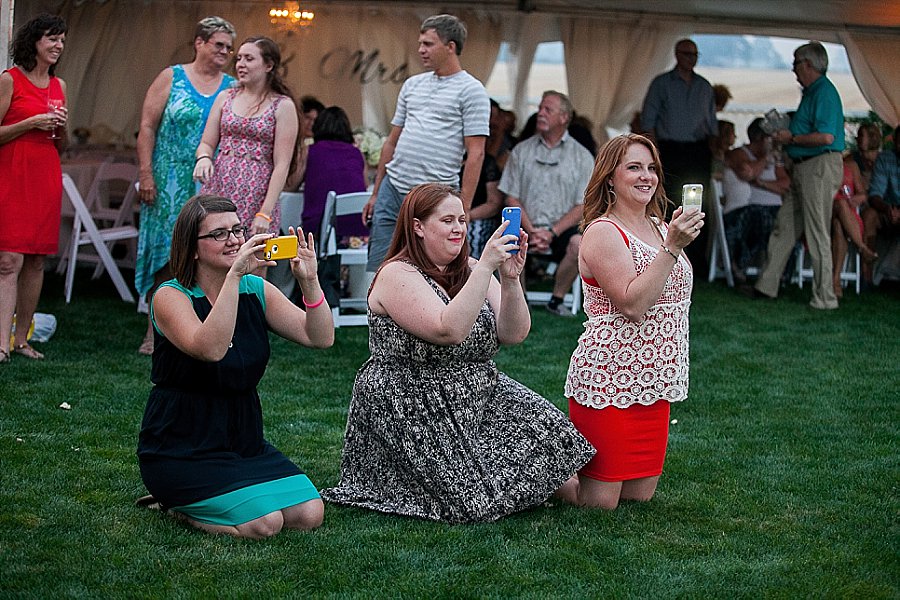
top-left (263, 236), bottom-right (299, 260)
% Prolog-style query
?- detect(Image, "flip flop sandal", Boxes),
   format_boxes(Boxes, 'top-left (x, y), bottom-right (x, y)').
top-left (13, 343), bottom-right (44, 360)
top-left (0, 348), bottom-right (9, 364)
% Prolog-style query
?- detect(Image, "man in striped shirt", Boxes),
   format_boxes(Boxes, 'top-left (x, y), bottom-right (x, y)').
top-left (362, 14), bottom-right (490, 273)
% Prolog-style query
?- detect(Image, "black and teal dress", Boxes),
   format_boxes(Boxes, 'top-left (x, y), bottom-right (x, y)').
top-left (137, 275), bottom-right (319, 526)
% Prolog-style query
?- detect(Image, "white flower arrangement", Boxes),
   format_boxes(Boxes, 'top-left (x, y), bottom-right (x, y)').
top-left (353, 127), bottom-right (387, 167)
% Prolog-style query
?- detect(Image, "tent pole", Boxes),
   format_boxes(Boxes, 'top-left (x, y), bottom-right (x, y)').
top-left (1, 0), bottom-right (13, 70)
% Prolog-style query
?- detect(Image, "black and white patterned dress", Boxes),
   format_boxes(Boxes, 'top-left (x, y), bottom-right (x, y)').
top-left (320, 267), bottom-right (595, 523)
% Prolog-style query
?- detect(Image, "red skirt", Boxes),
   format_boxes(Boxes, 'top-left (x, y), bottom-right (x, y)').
top-left (568, 399), bottom-right (670, 482)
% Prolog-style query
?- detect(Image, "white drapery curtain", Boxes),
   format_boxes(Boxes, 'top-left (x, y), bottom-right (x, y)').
top-left (560, 16), bottom-right (691, 145)
top-left (39, 2), bottom-right (500, 143)
top-left (501, 14), bottom-right (561, 128)
top-left (839, 30), bottom-right (900, 126)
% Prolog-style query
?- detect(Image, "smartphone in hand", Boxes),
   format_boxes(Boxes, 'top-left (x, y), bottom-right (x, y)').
top-left (682, 184), bottom-right (703, 212)
top-left (263, 235), bottom-right (299, 260)
top-left (501, 207), bottom-right (521, 254)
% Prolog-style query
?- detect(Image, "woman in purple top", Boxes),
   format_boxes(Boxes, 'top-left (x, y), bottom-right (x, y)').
top-left (301, 106), bottom-right (368, 240)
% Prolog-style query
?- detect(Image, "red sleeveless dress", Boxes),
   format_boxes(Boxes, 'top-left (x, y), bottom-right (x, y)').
top-left (0, 67), bottom-right (64, 254)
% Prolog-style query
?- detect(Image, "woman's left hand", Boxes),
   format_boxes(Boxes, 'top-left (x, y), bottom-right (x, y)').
top-left (251, 214), bottom-right (272, 236)
top-left (478, 220), bottom-right (527, 277)
top-left (288, 227), bottom-right (319, 282)
top-left (51, 105), bottom-right (68, 130)
top-left (498, 229), bottom-right (528, 281)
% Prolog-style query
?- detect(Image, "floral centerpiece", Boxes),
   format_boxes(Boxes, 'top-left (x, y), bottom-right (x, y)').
top-left (353, 127), bottom-right (387, 167)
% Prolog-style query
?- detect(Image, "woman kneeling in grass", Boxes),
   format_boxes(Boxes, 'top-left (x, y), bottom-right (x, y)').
top-left (565, 135), bottom-right (701, 509)
top-left (321, 183), bottom-right (594, 523)
top-left (136, 195), bottom-right (333, 538)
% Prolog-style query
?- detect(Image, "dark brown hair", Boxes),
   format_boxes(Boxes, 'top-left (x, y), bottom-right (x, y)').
top-left (581, 134), bottom-right (669, 229)
top-left (11, 14), bottom-right (67, 75)
top-left (240, 36), bottom-right (294, 99)
top-left (313, 106), bottom-right (354, 144)
top-left (170, 195), bottom-right (237, 288)
top-left (381, 183), bottom-right (470, 298)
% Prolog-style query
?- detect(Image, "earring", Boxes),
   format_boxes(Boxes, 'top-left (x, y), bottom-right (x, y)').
top-left (607, 183), bottom-right (616, 203)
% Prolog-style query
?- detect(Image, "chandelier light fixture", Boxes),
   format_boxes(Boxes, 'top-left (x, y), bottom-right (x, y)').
top-left (269, 2), bottom-right (315, 32)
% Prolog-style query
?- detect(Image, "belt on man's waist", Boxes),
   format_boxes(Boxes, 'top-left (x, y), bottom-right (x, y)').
top-left (791, 150), bottom-right (841, 165)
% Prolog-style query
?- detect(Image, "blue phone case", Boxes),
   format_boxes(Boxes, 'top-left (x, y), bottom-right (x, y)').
top-left (501, 207), bottom-right (521, 254)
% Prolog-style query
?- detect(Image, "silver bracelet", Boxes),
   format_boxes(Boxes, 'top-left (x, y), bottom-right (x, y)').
top-left (660, 244), bottom-right (679, 261)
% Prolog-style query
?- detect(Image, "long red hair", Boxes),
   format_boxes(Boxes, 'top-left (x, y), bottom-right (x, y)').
top-left (581, 134), bottom-right (669, 229)
top-left (378, 183), bottom-right (471, 298)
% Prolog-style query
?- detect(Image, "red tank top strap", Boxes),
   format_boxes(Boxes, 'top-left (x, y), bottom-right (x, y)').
top-left (581, 218), bottom-right (629, 287)
top-left (585, 217), bottom-right (629, 247)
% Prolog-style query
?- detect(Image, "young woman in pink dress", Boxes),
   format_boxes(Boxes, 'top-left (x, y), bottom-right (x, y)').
top-left (194, 37), bottom-right (298, 240)
top-left (0, 14), bottom-right (68, 363)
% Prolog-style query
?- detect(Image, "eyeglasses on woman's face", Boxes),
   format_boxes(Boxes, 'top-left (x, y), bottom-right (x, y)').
top-left (197, 225), bottom-right (246, 242)
top-left (207, 39), bottom-right (234, 54)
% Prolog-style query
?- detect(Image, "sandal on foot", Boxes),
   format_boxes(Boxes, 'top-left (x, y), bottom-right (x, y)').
top-left (0, 348), bottom-right (9, 364)
top-left (13, 343), bottom-right (44, 360)
top-left (135, 495), bottom-right (162, 510)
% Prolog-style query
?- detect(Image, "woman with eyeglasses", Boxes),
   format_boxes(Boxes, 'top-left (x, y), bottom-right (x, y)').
top-left (0, 14), bottom-right (68, 363)
top-left (194, 37), bottom-right (298, 246)
top-left (135, 16), bottom-right (237, 356)
top-left (137, 194), bottom-right (333, 538)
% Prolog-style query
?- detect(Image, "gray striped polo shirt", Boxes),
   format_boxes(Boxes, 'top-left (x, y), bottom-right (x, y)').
top-left (386, 70), bottom-right (490, 195)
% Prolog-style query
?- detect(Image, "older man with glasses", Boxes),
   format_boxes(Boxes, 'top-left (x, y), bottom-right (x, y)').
top-left (499, 90), bottom-right (594, 315)
top-left (751, 41), bottom-right (845, 309)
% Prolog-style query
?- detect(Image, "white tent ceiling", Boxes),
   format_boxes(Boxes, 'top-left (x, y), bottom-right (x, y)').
top-left (321, 0), bottom-right (899, 33)
top-left (3, 0), bottom-right (898, 140)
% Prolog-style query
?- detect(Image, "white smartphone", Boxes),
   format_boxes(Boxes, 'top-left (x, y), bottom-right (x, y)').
top-left (682, 184), bottom-right (703, 212)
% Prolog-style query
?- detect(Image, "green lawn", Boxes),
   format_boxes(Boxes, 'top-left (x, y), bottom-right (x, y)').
top-left (1, 271), bottom-right (898, 598)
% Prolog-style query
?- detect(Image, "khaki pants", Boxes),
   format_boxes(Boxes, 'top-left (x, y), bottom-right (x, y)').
top-left (755, 152), bottom-right (842, 308)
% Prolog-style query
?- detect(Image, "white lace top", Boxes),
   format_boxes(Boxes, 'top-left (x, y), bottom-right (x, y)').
top-left (565, 218), bottom-right (693, 409)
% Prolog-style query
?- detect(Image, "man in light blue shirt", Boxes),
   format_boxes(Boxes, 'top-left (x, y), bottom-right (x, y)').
top-left (641, 39), bottom-right (718, 277)
top-left (863, 125), bottom-right (900, 260)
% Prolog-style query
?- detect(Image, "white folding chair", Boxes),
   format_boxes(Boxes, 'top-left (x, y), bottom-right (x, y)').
top-left (57, 160), bottom-right (140, 278)
top-left (319, 191), bottom-right (370, 327)
top-left (708, 178), bottom-right (735, 287)
top-left (61, 174), bottom-right (138, 303)
top-left (795, 241), bottom-right (861, 295)
top-left (524, 256), bottom-right (582, 315)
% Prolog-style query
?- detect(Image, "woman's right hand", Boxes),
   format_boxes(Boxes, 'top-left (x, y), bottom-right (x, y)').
top-left (665, 206), bottom-right (705, 253)
top-left (478, 220), bottom-right (522, 273)
top-left (138, 173), bottom-right (156, 205)
top-left (362, 193), bottom-right (377, 226)
top-left (193, 156), bottom-right (214, 184)
top-left (229, 233), bottom-right (276, 277)
top-left (29, 112), bottom-right (59, 131)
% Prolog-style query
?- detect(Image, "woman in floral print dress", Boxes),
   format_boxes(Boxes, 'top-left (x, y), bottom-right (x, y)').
top-left (194, 37), bottom-right (298, 240)
top-left (321, 183), bottom-right (594, 524)
top-left (135, 16), bottom-right (236, 354)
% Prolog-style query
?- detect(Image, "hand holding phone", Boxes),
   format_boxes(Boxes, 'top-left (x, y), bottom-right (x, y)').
top-left (501, 207), bottom-right (521, 254)
top-left (263, 235), bottom-right (299, 260)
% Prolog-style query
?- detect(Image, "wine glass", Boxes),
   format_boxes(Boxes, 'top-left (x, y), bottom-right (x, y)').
top-left (47, 98), bottom-right (64, 140)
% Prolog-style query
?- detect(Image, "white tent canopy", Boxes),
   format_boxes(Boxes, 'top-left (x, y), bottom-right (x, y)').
top-left (6, 0), bottom-right (899, 146)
